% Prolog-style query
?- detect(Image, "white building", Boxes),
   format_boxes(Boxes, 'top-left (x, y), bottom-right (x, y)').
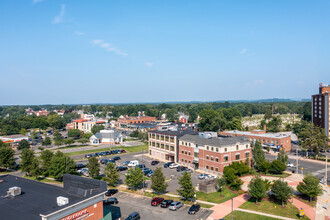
top-left (90, 130), bottom-right (123, 145)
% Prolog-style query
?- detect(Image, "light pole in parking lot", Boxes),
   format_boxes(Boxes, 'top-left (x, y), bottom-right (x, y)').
top-left (142, 150), bottom-right (145, 196)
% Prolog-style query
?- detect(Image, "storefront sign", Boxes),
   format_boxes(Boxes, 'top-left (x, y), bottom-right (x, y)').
top-left (62, 209), bottom-right (89, 220)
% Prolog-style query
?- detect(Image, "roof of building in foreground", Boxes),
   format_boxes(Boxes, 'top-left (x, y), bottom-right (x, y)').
top-left (221, 130), bottom-right (290, 139)
top-left (180, 134), bottom-right (250, 147)
top-left (0, 174), bottom-right (107, 220)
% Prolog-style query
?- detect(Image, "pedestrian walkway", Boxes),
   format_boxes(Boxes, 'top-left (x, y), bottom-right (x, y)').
top-left (291, 198), bottom-right (315, 220)
top-left (236, 208), bottom-right (296, 220)
top-left (316, 185), bottom-right (330, 220)
top-left (207, 193), bottom-right (251, 220)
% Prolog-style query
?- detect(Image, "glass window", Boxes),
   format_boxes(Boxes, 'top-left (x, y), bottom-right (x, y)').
top-left (216, 148), bottom-right (219, 152)
top-left (182, 150), bottom-right (184, 154)
top-left (235, 154), bottom-right (240, 160)
top-left (161, 144), bottom-right (164, 149)
top-left (182, 159), bottom-right (184, 162)
top-left (185, 160), bottom-right (187, 163)
top-left (246, 145), bottom-right (248, 149)
top-left (211, 156), bottom-right (214, 161)
top-left (207, 146), bottom-right (209, 150)
top-left (211, 147), bottom-right (214, 151)
top-left (215, 157), bottom-right (219, 162)
top-left (206, 165), bottom-right (209, 169)
top-left (225, 148), bottom-right (227, 152)
top-left (236, 145), bottom-right (239, 150)
top-left (211, 167), bottom-right (214, 171)
top-left (185, 151), bottom-right (187, 155)
top-left (188, 152), bottom-right (191, 155)
top-left (206, 155), bottom-right (209, 160)
top-left (224, 156), bottom-right (228, 162)
top-left (170, 146), bottom-right (174, 152)
top-left (245, 152), bottom-right (249, 158)
top-left (165, 145), bottom-right (169, 150)
top-left (215, 167), bottom-right (218, 172)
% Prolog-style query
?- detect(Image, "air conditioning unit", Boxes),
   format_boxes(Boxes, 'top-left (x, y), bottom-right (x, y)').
top-left (57, 196), bottom-right (69, 206)
top-left (7, 186), bottom-right (21, 197)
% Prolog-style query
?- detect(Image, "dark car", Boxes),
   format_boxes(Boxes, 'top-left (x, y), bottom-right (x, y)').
top-left (116, 166), bottom-right (128, 171)
top-left (101, 152), bottom-right (107, 156)
top-left (146, 170), bottom-right (154, 177)
top-left (151, 197), bottom-right (164, 206)
top-left (125, 212), bottom-right (140, 220)
top-left (188, 204), bottom-right (200, 214)
top-left (160, 199), bottom-right (173, 208)
top-left (110, 150), bottom-right (116, 154)
top-left (151, 161), bottom-right (159, 165)
top-left (176, 166), bottom-right (186, 172)
top-left (105, 151), bottom-right (111, 155)
top-left (136, 164), bottom-right (146, 169)
top-left (122, 161), bottom-right (130, 166)
top-left (76, 163), bottom-right (86, 169)
top-left (121, 150), bottom-right (127, 153)
top-left (103, 197), bottom-right (118, 205)
top-left (142, 168), bottom-right (152, 175)
top-left (113, 156), bottom-right (121, 161)
top-left (164, 162), bottom-right (174, 168)
top-left (100, 159), bottom-right (109, 164)
top-left (106, 159), bottom-right (116, 164)
top-left (95, 152), bottom-right (101, 157)
top-left (105, 189), bottom-right (118, 196)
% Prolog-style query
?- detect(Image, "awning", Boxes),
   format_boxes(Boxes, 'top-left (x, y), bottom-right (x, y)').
top-left (166, 153), bottom-right (175, 156)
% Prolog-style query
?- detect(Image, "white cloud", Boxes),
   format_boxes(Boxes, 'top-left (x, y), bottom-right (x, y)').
top-left (74, 31), bottom-right (84, 36)
top-left (145, 62), bottom-right (153, 67)
top-left (92, 39), bottom-right (127, 56)
top-left (32, 0), bottom-right (43, 3)
top-left (254, 79), bottom-right (264, 85)
top-left (239, 48), bottom-right (247, 54)
top-left (52, 4), bottom-right (66, 24)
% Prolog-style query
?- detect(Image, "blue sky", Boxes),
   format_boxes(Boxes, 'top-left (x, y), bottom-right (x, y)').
top-left (0, 0), bottom-right (329, 105)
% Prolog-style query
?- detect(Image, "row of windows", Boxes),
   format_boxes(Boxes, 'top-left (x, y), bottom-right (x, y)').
top-left (181, 150), bottom-right (191, 155)
top-left (150, 142), bottom-right (175, 151)
top-left (205, 165), bottom-right (219, 172)
top-left (205, 152), bottom-right (249, 162)
top-left (250, 138), bottom-right (288, 144)
top-left (150, 134), bottom-right (175, 142)
top-left (181, 159), bottom-right (191, 164)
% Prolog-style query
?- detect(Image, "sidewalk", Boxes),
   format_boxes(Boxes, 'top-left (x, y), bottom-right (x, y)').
top-left (207, 193), bottom-right (251, 220)
top-left (291, 198), bottom-right (315, 220)
top-left (316, 185), bottom-right (330, 220)
top-left (236, 208), bottom-right (296, 220)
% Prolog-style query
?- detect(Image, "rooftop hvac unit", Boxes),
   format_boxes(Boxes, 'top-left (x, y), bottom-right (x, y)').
top-left (57, 196), bottom-right (69, 206)
top-left (7, 186), bottom-right (21, 197)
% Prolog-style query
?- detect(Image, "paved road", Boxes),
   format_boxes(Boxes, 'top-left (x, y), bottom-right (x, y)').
top-left (265, 154), bottom-right (330, 184)
top-left (104, 191), bottom-right (213, 220)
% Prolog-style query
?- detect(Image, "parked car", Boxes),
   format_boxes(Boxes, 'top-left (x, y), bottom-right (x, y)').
top-left (169, 163), bottom-right (179, 169)
top-left (151, 197), bottom-right (164, 206)
top-left (176, 166), bottom-right (186, 172)
top-left (136, 164), bottom-right (146, 169)
top-left (160, 200), bottom-right (173, 208)
top-left (105, 189), bottom-right (118, 196)
top-left (151, 160), bottom-right (159, 165)
top-left (105, 151), bottom-right (111, 155)
top-left (122, 161), bottom-right (130, 166)
top-left (142, 168), bottom-right (152, 175)
top-left (85, 154), bottom-right (92, 158)
top-left (198, 174), bottom-right (208, 179)
top-left (95, 152), bottom-right (101, 157)
top-left (188, 204), bottom-right (200, 214)
top-left (76, 163), bottom-right (86, 169)
top-left (121, 150), bottom-right (127, 153)
top-left (327, 149), bottom-right (330, 153)
top-left (99, 159), bottom-right (109, 164)
top-left (116, 166), bottom-right (128, 171)
top-left (103, 197), bottom-right (118, 204)
top-left (128, 160), bottom-right (139, 167)
top-left (146, 170), bottom-right (154, 177)
top-left (113, 156), bottom-right (121, 161)
top-left (164, 162), bottom-right (174, 168)
top-left (101, 152), bottom-right (107, 156)
top-left (287, 161), bottom-right (295, 167)
top-left (169, 201), bottom-right (183, 210)
top-left (181, 168), bottom-right (193, 174)
top-left (125, 212), bottom-right (140, 220)
top-left (78, 168), bottom-right (89, 176)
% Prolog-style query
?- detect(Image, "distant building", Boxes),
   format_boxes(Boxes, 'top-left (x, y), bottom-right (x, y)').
top-left (179, 134), bottom-right (251, 173)
top-left (0, 174), bottom-right (107, 220)
top-left (90, 129), bottom-right (123, 145)
top-left (117, 115), bottom-right (156, 128)
top-left (34, 110), bottom-right (50, 116)
top-left (220, 130), bottom-right (291, 152)
top-left (312, 83), bottom-right (330, 137)
top-left (0, 134), bottom-right (29, 147)
top-left (178, 112), bottom-right (189, 123)
top-left (54, 110), bottom-right (65, 116)
top-left (73, 119), bottom-right (106, 133)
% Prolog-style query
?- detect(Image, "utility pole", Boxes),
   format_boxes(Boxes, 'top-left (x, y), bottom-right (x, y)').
top-left (296, 149), bottom-right (299, 174)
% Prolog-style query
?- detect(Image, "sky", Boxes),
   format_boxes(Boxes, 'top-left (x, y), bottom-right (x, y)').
top-left (0, 0), bottom-right (329, 105)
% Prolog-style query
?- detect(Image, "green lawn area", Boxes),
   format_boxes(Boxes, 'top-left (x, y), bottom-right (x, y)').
top-left (64, 143), bottom-right (148, 156)
top-left (56, 145), bottom-right (92, 150)
top-left (196, 187), bottom-right (237, 204)
top-left (223, 211), bottom-right (279, 220)
top-left (239, 198), bottom-right (309, 219)
top-left (23, 175), bottom-right (63, 185)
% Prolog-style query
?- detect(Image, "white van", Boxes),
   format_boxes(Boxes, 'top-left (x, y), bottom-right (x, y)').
top-left (128, 160), bottom-right (139, 167)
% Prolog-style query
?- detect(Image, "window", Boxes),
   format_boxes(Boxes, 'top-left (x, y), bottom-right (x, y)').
top-left (156, 143), bottom-right (160, 148)
top-left (188, 161), bottom-right (191, 164)
top-left (215, 167), bottom-right (218, 172)
top-left (161, 144), bottom-right (164, 149)
top-left (185, 151), bottom-right (187, 155)
top-left (235, 154), bottom-right (240, 160)
top-left (211, 167), bottom-right (214, 171)
top-left (188, 152), bottom-right (191, 155)
top-left (216, 148), bottom-right (219, 152)
top-left (211, 156), bottom-right (214, 161)
top-left (206, 165), bottom-right (209, 169)
top-left (170, 137), bottom-right (174, 143)
top-left (165, 145), bottom-right (169, 150)
top-left (224, 148), bottom-right (227, 152)
top-left (245, 152), bottom-right (249, 158)
top-left (165, 136), bottom-right (169, 142)
top-left (189, 143), bottom-right (191, 147)
top-left (182, 159), bottom-right (184, 162)
top-left (224, 155), bottom-right (228, 162)
top-left (211, 147), bottom-right (214, 151)
top-left (170, 146), bottom-right (174, 152)
top-left (182, 150), bottom-right (184, 154)
top-left (246, 145), bottom-right (248, 149)
top-left (185, 160), bottom-right (187, 163)
top-left (215, 157), bottom-right (219, 162)
top-left (206, 155), bottom-right (209, 160)
top-left (207, 146), bottom-right (209, 150)
top-left (236, 145), bottom-right (239, 150)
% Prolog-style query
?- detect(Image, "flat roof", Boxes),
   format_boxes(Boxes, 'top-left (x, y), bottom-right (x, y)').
top-left (149, 129), bottom-right (197, 137)
top-left (222, 130), bottom-right (290, 139)
top-left (180, 134), bottom-right (250, 147)
top-left (0, 174), bottom-right (107, 220)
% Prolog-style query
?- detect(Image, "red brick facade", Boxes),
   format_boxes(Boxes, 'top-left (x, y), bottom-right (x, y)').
top-left (60, 201), bottom-right (103, 220)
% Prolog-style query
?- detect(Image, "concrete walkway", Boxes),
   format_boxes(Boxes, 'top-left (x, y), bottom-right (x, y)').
top-left (291, 198), bottom-right (315, 220)
top-left (236, 208), bottom-right (296, 220)
top-left (316, 185), bottom-right (330, 220)
top-left (207, 193), bottom-right (251, 220)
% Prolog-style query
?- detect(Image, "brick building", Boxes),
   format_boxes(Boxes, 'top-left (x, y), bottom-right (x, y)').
top-left (118, 115), bottom-right (156, 128)
top-left (178, 134), bottom-right (251, 173)
top-left (220, 130), bottom-right (291, 152)
top-left (312, 83), bottom-right (330, 137)
top-left (148, 129), bottom-right (197, 163)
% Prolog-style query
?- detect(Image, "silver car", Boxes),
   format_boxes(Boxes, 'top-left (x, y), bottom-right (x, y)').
top-left (169, 201), bottom-right (183, 211)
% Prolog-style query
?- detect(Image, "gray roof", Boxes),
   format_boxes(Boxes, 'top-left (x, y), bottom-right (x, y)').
top-left (149, 129), bottom-right (197, 137)
top-left (93, 130), bottom-right (122, 139)
top-left (179, 134), bottom-right (250, 147)
top-left (0, 174), bottom-right (107, 220)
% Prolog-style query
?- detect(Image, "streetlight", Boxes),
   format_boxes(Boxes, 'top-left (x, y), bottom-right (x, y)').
top-left (142, 150), bottom-right (145, 196)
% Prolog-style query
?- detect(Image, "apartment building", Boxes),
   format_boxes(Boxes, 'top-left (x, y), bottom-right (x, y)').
top-left (179, 134), bottom-right (251, 173)
top-left (148, 129), bottom-right (197, 163)
top-left (220, 130), bottom-right (291, 152)
top-left (73, 119), bottom-right (106, 133)
top-left (312, 83), bottom-right (330, 137)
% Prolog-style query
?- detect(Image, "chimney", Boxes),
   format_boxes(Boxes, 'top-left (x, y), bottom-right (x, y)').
top-left (263, 124), bottom-right (267, 131)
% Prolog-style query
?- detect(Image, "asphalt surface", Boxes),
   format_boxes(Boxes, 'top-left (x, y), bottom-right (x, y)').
top-left (103, 192), bottom-right (213, 220)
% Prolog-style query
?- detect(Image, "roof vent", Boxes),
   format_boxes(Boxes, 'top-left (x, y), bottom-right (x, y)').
top-left (57, 196), bottom-right (69, 206)
top-left (7, 186), bottom-right (21, 197)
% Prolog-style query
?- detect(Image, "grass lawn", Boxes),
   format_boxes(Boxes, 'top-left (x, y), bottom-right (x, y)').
top-left (196, 187), bottom-right (237, 204)
top-left (64, 143), bottom-right (148, 156)
top-left (240, 198), bottom-right (309, 219)
top-left (23, 175), bottom-right (63, 185)
top-left (223, 210), bottom-right (279, 220)
top-left (56, 145), bottom-right (91, 150)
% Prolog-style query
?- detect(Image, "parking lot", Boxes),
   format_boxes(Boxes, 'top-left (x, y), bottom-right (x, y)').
top-left (75, 152), bottom-right (207, 194)
top-left (104, 192), bottom-right (213, 220)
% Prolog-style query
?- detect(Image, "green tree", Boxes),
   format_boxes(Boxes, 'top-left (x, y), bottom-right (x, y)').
top-left (87, 157), bottom-right (100, 178)
top-left (177, 171), bottom-right (195, 200)
top-left (264, 109), bottom-right (272, 120)
top-left (198, 109), bottom-right (225, 132)
top-left (277, 147), bottom-right (288, 165)
top-left (48, 151), bottom-right (76, 180)
top-left (271, 179), bottom-right (293, 206)
top-left (299, 123), bottom-right (329, 155)
top-left (83, 132), bottom-right (93, 139)
top-left (252, 141), bottom-right (265, 167)
top-left (125, 167), bottom-right (143, 190)
top-left (68, 129), bottom-right (82, 138)
top-left (20, 148), bottom-right (36, 175)
top-left (248, 175), bottom-right (267, 203)
top-left (217, 177), bottom-right (227, 196)
top-left (151, 167), bottom-right (168, 194)
top-left (270, 160), bottom-right (286, 174)
top-left (78, 138), bottom-right (89, 145)
top-left (103, 162), bottom-right (120, 186)
top-left (0, 145), bottom-right (15, 169)
top-left (267, 116), bottom-right (282, 132)
top-left (258, 160), bottom-right (271, 174)
top-left (40, 150), bottom-right (54, 176)
top-left (63, 138), bottom-right (75, 146)
top-left (297, 174), bottom-right (323, 202)
top-left (29, 158), bottom-right (41, 179)
top-left (54, 131), bottom-right (63, 146)
top-left (91, 125), bottom-right (105, 134)
top-left (18, 139), bottom-right (30, 150)
top-left (47, 114), bottom-right (65, 129)
top-left (42, 137), bottom-right (52, 146)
